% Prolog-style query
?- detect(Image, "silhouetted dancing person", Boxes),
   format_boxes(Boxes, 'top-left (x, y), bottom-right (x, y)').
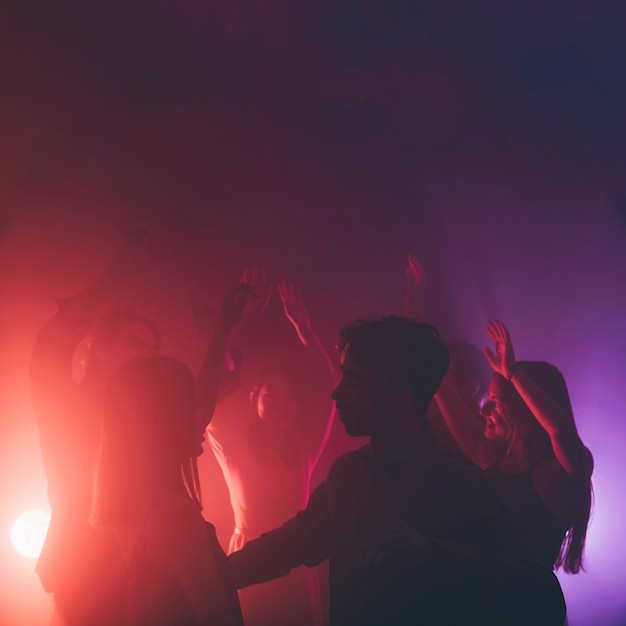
top-left (92, 356), bottom-right (244, 626)
top-left (227, 316), bottom-right (566, 626)
top-left (438, 320), bottom-right (593, 576)
top-left (30, 233), bottom-right (161, 625)
top-left (201, 271), bottom-right (337, 626)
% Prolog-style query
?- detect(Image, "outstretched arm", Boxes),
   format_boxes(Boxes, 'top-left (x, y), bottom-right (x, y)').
top-left (228, 481), bottom-right (331, 588)
top-left (278, 280), bottom-right (338, 466)
top-left (484, 320), bottom-right (593, 477)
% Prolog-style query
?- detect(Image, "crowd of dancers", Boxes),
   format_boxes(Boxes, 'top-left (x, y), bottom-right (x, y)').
top-left (30, 231), bottom-right (593, 626)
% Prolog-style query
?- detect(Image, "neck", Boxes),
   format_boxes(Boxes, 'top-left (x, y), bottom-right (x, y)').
top-left (370, 413), bottom-right (430, 458)
top-left (259, 423), bottom-right (287, 450)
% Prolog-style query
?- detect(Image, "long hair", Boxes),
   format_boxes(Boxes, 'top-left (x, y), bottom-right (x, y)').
top-left (495, 360), bottom-right (592, 573)
top-left (93, 356), bottom-right (202, 527)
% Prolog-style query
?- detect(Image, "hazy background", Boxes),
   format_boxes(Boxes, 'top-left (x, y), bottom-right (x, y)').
top-left (1, 1), bottom-right (625, 624)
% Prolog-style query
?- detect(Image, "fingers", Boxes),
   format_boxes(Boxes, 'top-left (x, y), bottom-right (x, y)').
top-left (487, 320), bottom-right (510, 346)
top-left (277, 280), bottom-right (287, 301)
top-left (240, 265), bottom-right (266, 289)
top-left (407, 254), bottom-right (422, 277)
top-left (484, 346), bottom-right (497, 369)
top-left (277, 280), bottom-right (302, 303)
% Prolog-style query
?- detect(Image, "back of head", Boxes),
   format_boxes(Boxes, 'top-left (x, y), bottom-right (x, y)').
top-left (338, 316), bottom-right (450, 413)
top-left (94, 356), bottom-right (200, 526)
top-left (84, 309), bottom-right (162, 375)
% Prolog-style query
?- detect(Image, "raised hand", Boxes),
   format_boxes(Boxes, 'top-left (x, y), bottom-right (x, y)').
top-left (218, 284), bottom-right (256, 331)
top-left (404, 254), bottom-right (426, 320)
top-left (278, 280), bottom-right (311, 333)
top-left (484, 320), bottom-right (517, 380)
top-left (240, 266), bottom-right (272, 318)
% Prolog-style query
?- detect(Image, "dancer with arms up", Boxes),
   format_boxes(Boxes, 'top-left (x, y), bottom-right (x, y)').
top-left (201, 270), bottom-right (337, 626)
top-left (30, 229), bottom-right (161, 626)
top-left (405, 255), bottom-right (593, 576)
top-left (228, 316), bottom-right (567, 626)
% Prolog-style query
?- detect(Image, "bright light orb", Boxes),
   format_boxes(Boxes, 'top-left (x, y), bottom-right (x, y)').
top-left (11, 510), bottom-right (50, 559)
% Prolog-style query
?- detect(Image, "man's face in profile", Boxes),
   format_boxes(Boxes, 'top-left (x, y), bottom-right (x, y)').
top-left (332, 347), bottom-right (387, 438)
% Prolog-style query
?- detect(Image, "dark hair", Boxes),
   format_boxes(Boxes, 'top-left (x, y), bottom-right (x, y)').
top-left (338, 316), bottom-right (450, 413)
top-left (495, 360), bottom-right (592, 574)
top-left (93, 356), bottom-right (201, 527)
top-left (86, 309), bottom-right (161, 355)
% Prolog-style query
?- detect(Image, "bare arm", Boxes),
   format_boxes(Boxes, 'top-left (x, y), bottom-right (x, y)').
top-left (31, 229), bottom-right (150, 403)
top-left (278, 280), bottom-right (338, 466)
top-left (404, 256), bottom-right (489, 466)
top-left (509, 369), bottom-right (593, 477)
top-left (434, 375), bottom-right (489, 468)
top-left (485, 320), bottom-right (593, 477)
top-left (196, 285), bottom-right (253, 430)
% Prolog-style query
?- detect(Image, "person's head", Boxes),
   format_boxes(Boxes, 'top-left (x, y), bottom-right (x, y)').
top-left (84, 310), bottom-right (161, 383)
top-left (332, 316), bottom-right (449, 438)
top-left (93, 356), bottom-right (203, 527)
top-left (446, 340), bottom-right (492, 413)
top-left (250, 364), bottom-right (304, 432)
top-left (480, 361), bottom-right (571, 458)
top-left (480, 361), bottom-right (592, 574)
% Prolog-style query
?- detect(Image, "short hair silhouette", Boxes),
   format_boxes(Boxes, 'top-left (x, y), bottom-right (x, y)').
top-left (338, 316), bottom-right (450, 413)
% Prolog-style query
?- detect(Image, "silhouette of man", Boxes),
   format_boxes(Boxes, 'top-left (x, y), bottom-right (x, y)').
top-left (228, 316), bottom-right (565, 626)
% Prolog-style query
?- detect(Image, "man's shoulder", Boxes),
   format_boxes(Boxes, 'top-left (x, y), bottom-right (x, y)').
top-left (426, 446), bottom-right (494, 489)
top-left (327, 444), bottom-right (372, 479)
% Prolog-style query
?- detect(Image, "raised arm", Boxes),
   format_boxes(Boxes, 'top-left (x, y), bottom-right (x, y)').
top-left (278, 280), bottom-right (337, 380)
top-left (278, 280), bottom-right (338, 466)
top-left (484, 320), bottom-right (593, 477)
top-left (31, 228), bottom-right (152, 402)
top-left (404, 256), bottom-right (488, 466)
top-left (196, 284), bottom-right (254, 430)
top-left (434, 374), bottom-right (489, 467)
